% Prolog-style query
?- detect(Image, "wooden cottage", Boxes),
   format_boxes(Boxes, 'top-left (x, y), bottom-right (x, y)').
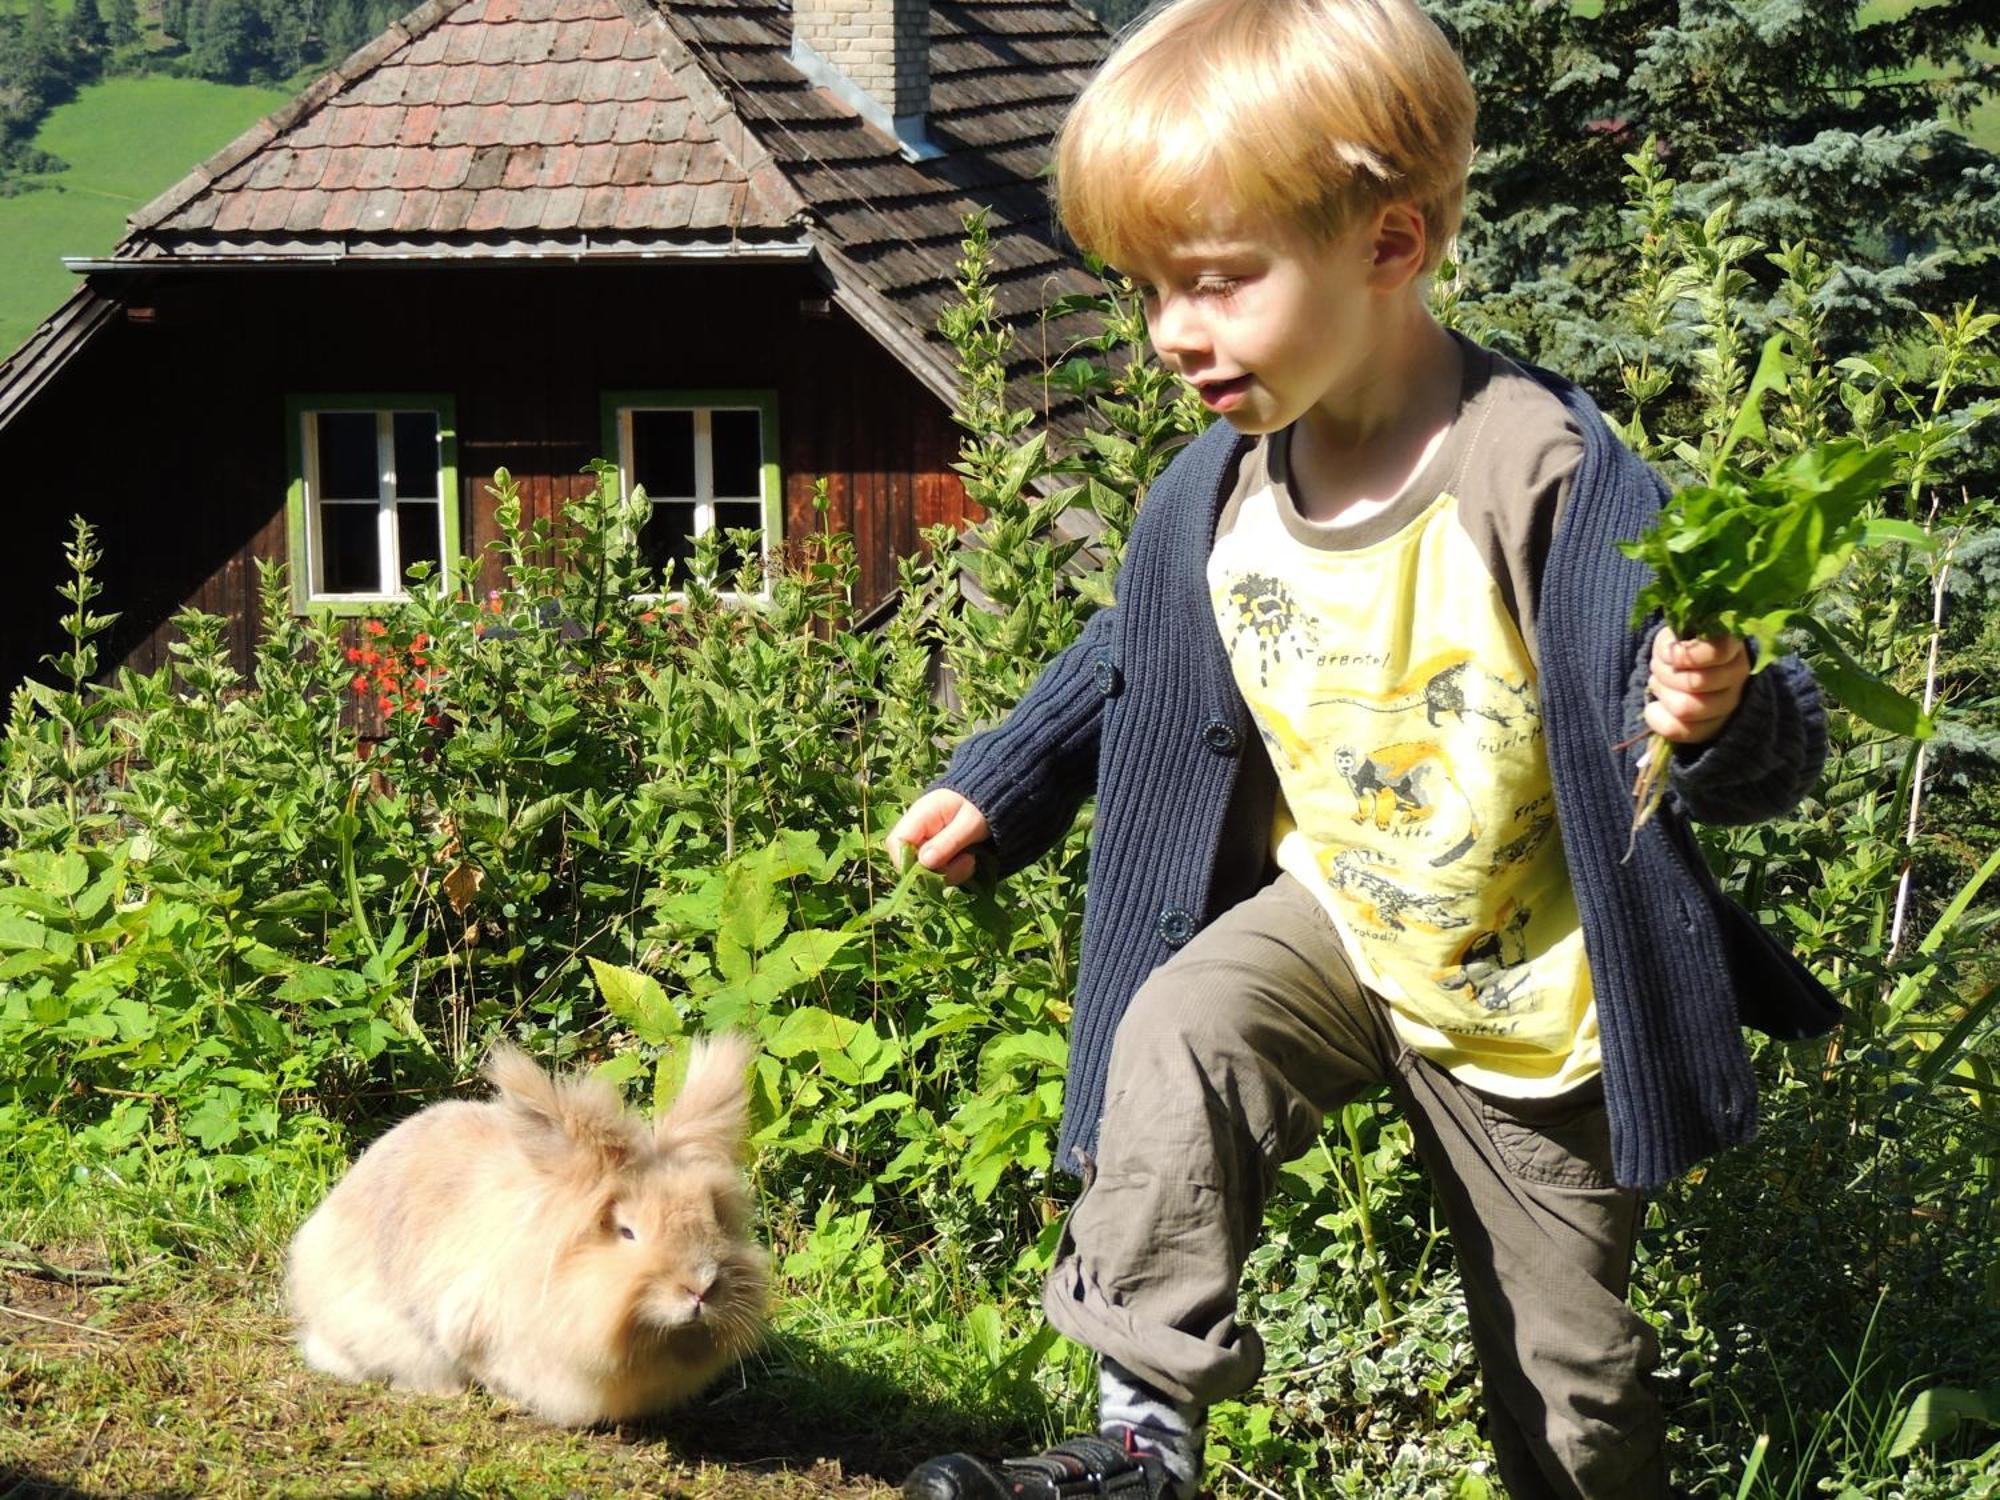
top-left (0, 0), bottom-right (1111, 696)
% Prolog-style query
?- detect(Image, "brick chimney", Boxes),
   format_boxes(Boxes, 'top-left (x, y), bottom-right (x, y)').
top-left (790, 0), bottom-right (941, 161)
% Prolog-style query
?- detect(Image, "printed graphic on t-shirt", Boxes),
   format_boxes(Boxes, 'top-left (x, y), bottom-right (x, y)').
top-left (1326, 737), bottom-right (1482, 870)
top-left (1209, 486), bottom-right (1598, 1093)
top-left (1218, 573), bottom-right (1327, 688)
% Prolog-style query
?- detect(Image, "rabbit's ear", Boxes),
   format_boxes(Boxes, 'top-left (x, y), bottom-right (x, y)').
top-left (655, 1034), bottom-right (754, 1163)
top-left (487, 1043), bottom-right (638, 1175)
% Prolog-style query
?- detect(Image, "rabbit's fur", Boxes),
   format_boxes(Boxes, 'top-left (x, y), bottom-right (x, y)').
top-left (286, 1035), bottom-right (768, 1426)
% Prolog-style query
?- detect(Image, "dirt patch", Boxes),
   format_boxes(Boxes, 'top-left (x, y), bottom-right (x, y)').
top-left (0, 1248), bottom-right (123, 1360)
top-left (0, 1275), bottom-right (102, 1345)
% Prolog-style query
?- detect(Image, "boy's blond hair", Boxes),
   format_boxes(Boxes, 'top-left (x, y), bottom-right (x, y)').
top-left (1054, 0), bottom-right (1476, 275)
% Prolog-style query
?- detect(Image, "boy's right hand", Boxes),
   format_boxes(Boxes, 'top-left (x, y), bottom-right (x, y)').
top-left (886, 789), bottom-right (991, 887)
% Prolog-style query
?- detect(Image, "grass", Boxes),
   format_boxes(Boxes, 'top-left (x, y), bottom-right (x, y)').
top-left (5, 1076), bottom-right (1999, 1499)
top-left (0, 1145), bottom-right (1077, 1500)
top-left (0, 74), bottom-right (291, 358)
top-left (10, 1180), bottom-right (1996, 1500)
top-left (2, 1262), bottom-right (901, 1497)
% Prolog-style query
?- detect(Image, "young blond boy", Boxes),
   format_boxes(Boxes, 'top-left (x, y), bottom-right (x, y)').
top-left (887, 1), bottom-right (1838, 1495)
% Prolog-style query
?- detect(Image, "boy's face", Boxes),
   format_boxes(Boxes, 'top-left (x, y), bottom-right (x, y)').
top-left (1120, 204), bottom-right (1415, 434)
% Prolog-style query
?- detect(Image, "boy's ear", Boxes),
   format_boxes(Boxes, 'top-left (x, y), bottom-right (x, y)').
top-left (1364, 202), bottom-right (1429, 292)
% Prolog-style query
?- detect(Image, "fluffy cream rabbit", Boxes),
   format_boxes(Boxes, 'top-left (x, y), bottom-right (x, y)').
top-left (286, 1034), bottom-right (769, 1426)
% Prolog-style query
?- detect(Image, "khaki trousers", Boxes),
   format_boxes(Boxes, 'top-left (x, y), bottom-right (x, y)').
top-left (1043, 872), bottom-right (1668, 1500)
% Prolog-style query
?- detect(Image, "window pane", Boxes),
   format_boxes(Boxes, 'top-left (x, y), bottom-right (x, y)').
top-left (639, 500), bottom-right (699, 585)
top-left (321, 503), bottom-right (380, 593)
top-left (398, 501), bottom-right (442, 580)
top-left (714, 501), bottom-right (763, 582)
top-left (393, 411), bottom-right (439, 499)
top-left (712, 409), bottom-right (762, 497)
top-left (631, 409), bottom-right (695, 498)
top-left (317, 412), bottom-right (381, 500)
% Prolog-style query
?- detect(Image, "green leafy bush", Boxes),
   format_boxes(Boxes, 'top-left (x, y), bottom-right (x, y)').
top-left (1, 176), bottom-right (1995, 1497)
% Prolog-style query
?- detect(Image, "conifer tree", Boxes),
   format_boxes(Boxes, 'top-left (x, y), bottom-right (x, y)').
top-left (186, 0), bottom-right (269, 80)
top-left (107, 0), bottom-right (141, 50)
top-left (21, 0), bottom-right (57, 61)
top-left (0, 0), bottom-right (80, 179)
top-left (64, 0), bottom-right (107, 55)
top-left (1427, 0), bottom-right (2000, 380)
top-left (264, 0), bottom-right (312, 76)
top-left (321, 0), bottom-right (369, 66)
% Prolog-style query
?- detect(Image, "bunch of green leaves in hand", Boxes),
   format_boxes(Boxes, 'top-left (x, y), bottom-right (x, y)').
top-left (1617, 335), bottom-right (1935, 831)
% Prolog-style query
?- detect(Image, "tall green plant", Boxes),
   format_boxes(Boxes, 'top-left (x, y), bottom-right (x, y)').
top-left (1, 198), bottom-right (1994, 1500)
top-left (1598, 150), bottom-right (2000, 1500)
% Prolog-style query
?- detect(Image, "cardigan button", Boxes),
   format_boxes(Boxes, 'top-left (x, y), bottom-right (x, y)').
top-left (1158, 904), bottom-right (1197, 948)
top-left (1201, 718), bottom-right (1239, 755)
top-left (1092, 653), bottom-right (1121, 697)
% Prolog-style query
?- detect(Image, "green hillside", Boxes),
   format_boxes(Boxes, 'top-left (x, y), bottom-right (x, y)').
top-left (0, 75), bottom-right (290, 358)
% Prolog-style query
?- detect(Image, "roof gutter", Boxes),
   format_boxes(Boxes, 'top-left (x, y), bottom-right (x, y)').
top-left (63, 239), bottom-right (816, 273)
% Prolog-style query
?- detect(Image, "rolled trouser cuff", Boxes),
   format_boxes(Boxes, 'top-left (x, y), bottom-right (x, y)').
top-left (1041, 1175), bottom-right (1267, 1407)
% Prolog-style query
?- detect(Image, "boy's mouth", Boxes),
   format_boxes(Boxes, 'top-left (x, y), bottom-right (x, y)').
top-left (1196, 374), bottom-right (1252, 410)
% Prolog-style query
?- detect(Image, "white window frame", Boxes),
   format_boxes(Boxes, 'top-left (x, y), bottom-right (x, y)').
top-left (605, 391), bottom-right (781, 603)
top-left (288, 397), bottom-right (458, 612)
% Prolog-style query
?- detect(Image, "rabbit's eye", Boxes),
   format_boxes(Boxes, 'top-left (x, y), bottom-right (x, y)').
top-left (618, 1225), bottom-right (637, 1241)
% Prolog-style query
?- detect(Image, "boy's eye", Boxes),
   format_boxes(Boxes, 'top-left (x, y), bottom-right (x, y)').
top-left (1131, 277), bottom-right (1239, 302)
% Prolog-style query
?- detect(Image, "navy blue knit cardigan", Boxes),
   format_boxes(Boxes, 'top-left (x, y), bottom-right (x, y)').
top-left (940, 368), bottom-right (1842, 1191)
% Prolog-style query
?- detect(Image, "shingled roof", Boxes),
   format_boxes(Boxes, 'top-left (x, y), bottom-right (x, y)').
top-left (123, 0), bottom-right (809, 249)
top-left (99, 0), bottom-right (1116, 412)
top-left (659, 0), bottom-right (1116, 397)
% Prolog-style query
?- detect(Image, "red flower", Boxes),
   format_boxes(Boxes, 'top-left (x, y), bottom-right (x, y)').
top-left (364, 619), bottom-right (388, 637)
top-left (424, 713), bottom-right (442, 727)
top-left (404, 699), bottom-right (422, 716)
top-left (360, 648), bottom-right (379, 666)
top-left (639, 610), bottom-right (658, 624)
top-left (346, 646), bottom-right (363, 663)
top-left (379, 695), bottom-right (395, 714)
top-left (413, 633), bottom-right (429, 650)
top-left (350, 674), bottom-right (368, 695)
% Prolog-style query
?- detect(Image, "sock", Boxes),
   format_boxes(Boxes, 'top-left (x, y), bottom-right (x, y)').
top-left (1098, 1355), bottom-right (1205, 1498)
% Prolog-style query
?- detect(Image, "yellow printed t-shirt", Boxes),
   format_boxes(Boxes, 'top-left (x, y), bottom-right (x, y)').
top-left (1206, 337), bottom-right (1599, 1095)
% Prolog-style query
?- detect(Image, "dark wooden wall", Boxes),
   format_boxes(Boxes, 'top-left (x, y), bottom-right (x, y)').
top-left (0, 261), bottom-right (975, 697)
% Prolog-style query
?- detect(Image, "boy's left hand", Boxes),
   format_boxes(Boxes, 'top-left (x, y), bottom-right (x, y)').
top-left (1645, 626), bottom-right (1749, 745)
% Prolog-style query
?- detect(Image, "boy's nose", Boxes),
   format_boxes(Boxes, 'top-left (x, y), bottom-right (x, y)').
top-left (1146, 295), bottom-right (1208, 366)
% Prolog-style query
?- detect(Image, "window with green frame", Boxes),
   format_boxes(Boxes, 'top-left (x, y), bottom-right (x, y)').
top-left (602, 390), bottom-right (781, 598)
top-left (286, 396), bottom-right (460, 613)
